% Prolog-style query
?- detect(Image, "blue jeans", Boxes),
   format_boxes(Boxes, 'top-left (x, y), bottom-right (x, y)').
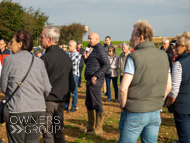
top-left (64, 75), bottom-right (79, 109)
top-left (105, 77), bottom-right (118, 100)
top-left (118, 110), bottom-right (161, 143)
top-left (174, 112), bottom-right (190, 143)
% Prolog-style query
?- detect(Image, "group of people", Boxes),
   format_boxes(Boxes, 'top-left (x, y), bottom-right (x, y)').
top-left (0, 19), bottom-right (190, 143)
top-left (103, 37), bottom-right (132, 103)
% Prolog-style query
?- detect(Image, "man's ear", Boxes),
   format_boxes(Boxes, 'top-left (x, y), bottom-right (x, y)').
top-left (140, 35), bottom-right (145, 43)
top-left (48, 37), bottom-right (53, 43)
top-left (18, 41), bottom-right (23, 49)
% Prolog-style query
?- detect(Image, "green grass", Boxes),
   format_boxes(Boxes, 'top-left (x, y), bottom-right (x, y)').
top-left (82, 41), bottom-right (129, 48)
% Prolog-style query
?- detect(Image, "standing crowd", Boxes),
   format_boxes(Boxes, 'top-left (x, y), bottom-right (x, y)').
top-left (0, 20), bottom-right (190, 143)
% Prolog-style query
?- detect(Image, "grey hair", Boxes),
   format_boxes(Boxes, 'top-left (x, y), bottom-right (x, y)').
top-left (162, 37), bottom-right (169, 43)
top-left (43, 26), bottom-right (60, 44)
top-left (69, 40), bottom-right (77, 47)
top-left (122, 42), bottom-right (130, 49)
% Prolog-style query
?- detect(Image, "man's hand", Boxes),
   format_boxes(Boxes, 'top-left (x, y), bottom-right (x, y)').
top-left (91, 76), bottom-right (97, 85)
top-left (83, 51), bottom-right (89, 59)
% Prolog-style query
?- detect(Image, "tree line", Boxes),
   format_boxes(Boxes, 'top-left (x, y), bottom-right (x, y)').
top-left (0, 0), bottom-right (88, 46)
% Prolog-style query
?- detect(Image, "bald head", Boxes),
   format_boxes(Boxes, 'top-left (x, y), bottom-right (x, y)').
top-left (88, 33), bottom-right (99, 46)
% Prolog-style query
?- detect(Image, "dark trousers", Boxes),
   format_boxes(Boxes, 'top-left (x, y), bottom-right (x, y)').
top-left (42, 102), bottom-right (65, 143)
top-left (106, 77), bottom-right (118, 100)
top-left (174, 112), bottom-right (190, 143)
top-left (78, 67), bottom-right (83, 86)
top-left (6, 111), bottom-right (45, 143)
top-left (85, 78), bottom-right (104, 113)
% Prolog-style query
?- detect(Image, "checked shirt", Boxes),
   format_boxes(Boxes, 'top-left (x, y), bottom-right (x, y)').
top-left (67, 50), bottom-right (81, 76)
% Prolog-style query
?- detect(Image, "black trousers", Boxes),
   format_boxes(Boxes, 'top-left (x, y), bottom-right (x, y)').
top-left (42, 102), bottom-right (65, 143)
top-left (85, 78), bottom-right (104, 113)
top-left (78, 67), bottom-right (83, 86)
top-left (6, 111), bottom-right (45, 143)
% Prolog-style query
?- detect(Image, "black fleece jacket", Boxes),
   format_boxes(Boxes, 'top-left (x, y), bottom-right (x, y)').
top-left (41, 45), bottom-right (75, 102)
top-left (85, 43), bottom-right (110, 80)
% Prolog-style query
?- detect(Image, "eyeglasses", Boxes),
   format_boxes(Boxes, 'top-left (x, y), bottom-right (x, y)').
top-left (108, 50), bottom-right (112, 52)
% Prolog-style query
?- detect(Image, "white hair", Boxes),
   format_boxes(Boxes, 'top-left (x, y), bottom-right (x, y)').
top-left (162, 38), bottom-right (169, 43)
top-left (44, 26), bottom-right (60, 44)
top-left (122, 42), bottom-right (130, 49)
top-left (69, 40), bottom-right (77, 47)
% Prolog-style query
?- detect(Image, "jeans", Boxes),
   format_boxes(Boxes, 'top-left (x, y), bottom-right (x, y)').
top-left (174, 112), bottom-right (190, 143)
top-left (106, 77), bottom-right (118, 100)
top-left (118, 110), bottom-right (161, 143)
top-left (64, 75), bottom-right (79, 109)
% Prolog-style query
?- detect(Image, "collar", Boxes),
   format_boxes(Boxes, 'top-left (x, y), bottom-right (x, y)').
top-left (68, 49), bottom-right (78, 56)
top-left (93, 43), bottom-right (102, 49)
top-left (45, 45), bottom-right (60, 53)
top-left (123, 50), bottom-right (130, 56)
top-left (175, 52), bottom-right (189, 61)
top-left (135, 41), bottom-right (155, 50)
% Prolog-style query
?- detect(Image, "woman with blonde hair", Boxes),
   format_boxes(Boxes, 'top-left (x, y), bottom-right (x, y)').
top-left (168, 31), bottom-right (190, 143)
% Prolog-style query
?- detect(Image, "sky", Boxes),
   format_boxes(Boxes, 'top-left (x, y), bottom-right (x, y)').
top-left (12, 0), bottom-right (190, 41)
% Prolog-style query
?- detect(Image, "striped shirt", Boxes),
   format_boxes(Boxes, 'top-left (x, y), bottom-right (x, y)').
top-left (67, 50), bottom-right (81, 76)
top-left (168, 61), bottom-right (182, 98)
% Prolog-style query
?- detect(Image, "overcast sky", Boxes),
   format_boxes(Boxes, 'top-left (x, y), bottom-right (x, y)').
top-left (12, 0), bottom-right (190, 41)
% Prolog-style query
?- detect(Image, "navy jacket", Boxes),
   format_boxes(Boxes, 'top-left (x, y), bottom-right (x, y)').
top-left (173, 52), bottom-right (190, 114)
top-left (85, 43), bottom-right (110, 80)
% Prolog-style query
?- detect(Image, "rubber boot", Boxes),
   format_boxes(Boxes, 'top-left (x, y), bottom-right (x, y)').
top-left (87, 112), bottom-right (104, 135)
top-left (80, 110), bottom-right (96, 134)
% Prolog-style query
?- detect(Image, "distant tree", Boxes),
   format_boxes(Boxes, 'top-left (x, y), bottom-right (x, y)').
top-left (59, 23), bottom-right (87, 44)
top-left (0, 0), bottom-right (24, 42)
top-left (0, 0), bottom-right (49, 45)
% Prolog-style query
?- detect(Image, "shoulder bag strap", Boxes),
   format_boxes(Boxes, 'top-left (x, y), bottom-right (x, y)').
top-left (5, 56), bottom-right (34, 104)
top-left (110, 57), bottom-right (115, 65)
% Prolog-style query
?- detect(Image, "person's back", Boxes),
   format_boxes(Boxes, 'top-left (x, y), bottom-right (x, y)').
top-left (2, 51), bottom-right (51, 112)
top-left (118, 20), bottom-right (172, 143)
top-left (125, 41), bottom-right (169, 112)
top-left (40, 26), bottom-right (75, 143)
top-left (1, 30), bottom-right (51, 143)
top-left (41, 45), bottom-right (72, 102)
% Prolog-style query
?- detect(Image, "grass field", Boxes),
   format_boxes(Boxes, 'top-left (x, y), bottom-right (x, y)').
top-left (0, 46), bottom-right (178, 143)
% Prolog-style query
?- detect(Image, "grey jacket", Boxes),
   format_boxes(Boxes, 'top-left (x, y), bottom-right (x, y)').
top-left (1, 50), bottom-right (51, 113)
top-left (119, 51), bottom-right (131, 76)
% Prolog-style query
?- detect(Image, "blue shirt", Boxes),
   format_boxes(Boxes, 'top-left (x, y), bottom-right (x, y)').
top-left (124, 57), bottom-right (135, 75)
top-left (124, 56), bottom-right (171, 75)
